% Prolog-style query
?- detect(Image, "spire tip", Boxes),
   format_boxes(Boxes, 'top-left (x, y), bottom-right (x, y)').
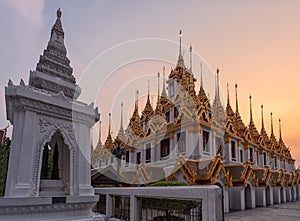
top-left (57, 8), bottom-right (62, 18)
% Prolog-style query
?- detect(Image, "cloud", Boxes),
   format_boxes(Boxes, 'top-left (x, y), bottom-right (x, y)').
top-left (6, 0), bottom-right (44, 28)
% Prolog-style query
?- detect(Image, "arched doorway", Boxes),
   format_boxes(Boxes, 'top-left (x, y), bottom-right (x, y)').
top-left (215, 182), bottom-right (225, 219)
top-left (39, 131), bottom-right (70, 196)
top-left (245, 184), bottom-right (253, 209)
top-left (280, 186), bottom-right (286, 203)
top-left (266, 184), bottom-right (273, 206)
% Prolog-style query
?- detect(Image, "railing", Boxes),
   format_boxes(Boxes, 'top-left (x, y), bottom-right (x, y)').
top-left (94, 186), bottom-right (222, 221)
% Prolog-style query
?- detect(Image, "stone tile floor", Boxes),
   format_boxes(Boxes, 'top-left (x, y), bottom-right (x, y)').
top-left (225, 201), bottom-right (300, 221)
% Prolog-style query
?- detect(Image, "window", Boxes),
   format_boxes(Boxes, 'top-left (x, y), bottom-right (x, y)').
top-left (216, 137), bottom-right (223, 155)
top-left (170, 80), bottom-right (175, 96)
top-left (203, 130), bottom-right (210, 152)
top-left (165, 111), bottom-right (170, 123)
top-left (125, 151), bottom-right (129, 164)
top-left (145, 143), bottom-right (151, 163)
top-left (174, 105), bottom-right (179, 119)
top-left (283, 160), bottom-right (286, 170)
top-left (177, 132), bottom-right (186, 154)
top-left (274, 156), bottom-right (277, 169)
top-left (231, 141), bottom-right (236, 161)
top-left (263, 152), bottom-right (267, 166)
top-left (249, 147), bottom-right (254, 163)
top-left (136, 152), bottom-right (141, 164)
top-left (160, 138), bottom-right (170, 159)
top-left (144, 120), bottom-right (149, 131)
top-left (256, 151), bottom-right (259, 166)
top-left (240, 149), bottom-right (243, 163)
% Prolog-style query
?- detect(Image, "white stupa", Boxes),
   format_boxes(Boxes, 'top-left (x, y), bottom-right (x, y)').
top-left (0, 9), bottom-right (104, 221)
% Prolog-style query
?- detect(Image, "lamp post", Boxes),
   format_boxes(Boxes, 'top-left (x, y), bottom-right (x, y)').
top-left (111, 143), bottom-right (126, 175)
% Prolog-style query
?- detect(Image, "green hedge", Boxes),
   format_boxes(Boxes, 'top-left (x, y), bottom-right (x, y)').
top-left (149, 181), bottom-right (188, 187)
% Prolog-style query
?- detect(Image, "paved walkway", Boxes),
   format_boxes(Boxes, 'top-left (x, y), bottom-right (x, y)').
top-left (225, 201), bottom-right (300, 221)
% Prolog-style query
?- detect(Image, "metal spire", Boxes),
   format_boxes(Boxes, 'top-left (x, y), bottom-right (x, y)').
top-left (120, 103), bottom-right (123, 128)
top-left (189, 46), bottom-right (192, 72)
top-left (98, 121), bottom-right (102, 143)
top-left (162, 66), bottom-right (167, 97)
top-left (217, 69), bottom-right (220, 99)
top-left (270, 112), bottom-right (274, 136)
top-left (157, 72), bottom-right (160, 101)
top-left (227, 83), bottom-right (230, 106)
top-left (279, 118), bottom-right (282, 140)
top-left (261, 105), bottom-right (265, 130)
top-left (147, 79), bottom-right (150, 98)
top-left (108, 113), bottom-right (111, 136)
top-left (179, 30), bottom-right (182, 56)
top-left (215, 69), bottom-right (220, 100)
top-left (235, 83), bottom-right (239, 113)
top-left (249, 95), bottom-right (253, 122)
top-left (177, 30), bottom-right (184, 67)
top-left (135, 90), bottom-right (139, 111)
top-left (200, 63), bottom-right (203, 88)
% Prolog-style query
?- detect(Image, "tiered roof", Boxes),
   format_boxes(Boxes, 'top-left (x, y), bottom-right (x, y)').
top-left (93, 30), bottom-right (294, 166)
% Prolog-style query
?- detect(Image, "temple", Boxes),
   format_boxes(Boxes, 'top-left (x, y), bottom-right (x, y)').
top-left (92, 31), bottom-right (300, 212)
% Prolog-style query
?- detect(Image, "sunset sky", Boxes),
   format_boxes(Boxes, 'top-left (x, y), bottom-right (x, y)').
top-left (0, 1), bottom-right (299, 166)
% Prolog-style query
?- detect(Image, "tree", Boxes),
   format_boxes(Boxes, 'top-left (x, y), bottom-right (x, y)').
top-left (0, 137), bottom-right (11, 196)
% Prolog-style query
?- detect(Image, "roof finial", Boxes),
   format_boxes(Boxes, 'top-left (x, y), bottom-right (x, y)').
top-left (235, 83), bottom-right (239, 113)
top-left (261, 105), bottom-right (265, 130)
top-left (157, 72), bottom-right (160, 101)
top-left (98, 121), bottom-right (102, 142)
top-left (135, 90), bottom-right (139, 110)
top-left (200, 63), bottom-right (203, 88)
top-left (177, 30), bottom-right (185, 67)
top-left (108, 113), bottom-right (111, 135)
top-left (279, 118), bottom-right (282, 140)
top-left (179, 30), bottom-right (182, 56)
top-left (147, 79), bottom-right (150, 97)
top-left (270, 112), bottom-right (274, 136)
top-left (120, 103), bottom-right (124, 128)
top-left (215, 69), bottom-right (220, 100)
top-left (57, 8), bottom-right (62, 18)
top-left (227, 83), bottom-right (230, 106)
top-left (249, 95), bottom-right (253, 122)
top-left (189, 46), bottom-right (192, 72)
top-left (162, 66), bottom-right (167, 97)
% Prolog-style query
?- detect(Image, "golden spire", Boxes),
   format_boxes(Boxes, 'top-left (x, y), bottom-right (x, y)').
top-left (189, 46), bottom-right (192, 72)
top-left (260, 104), bottom-right (270, 146)
top-left (141, 79), bottom-right (154, 123)
top-left (104, 113), bottom-right (113, 150)
top-left (235, 83), bottom-right (239, 113)
top-left (225, 83), bottom-right (234, 118)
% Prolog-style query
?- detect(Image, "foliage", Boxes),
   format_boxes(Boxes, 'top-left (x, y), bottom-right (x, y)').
top-left (149, 181), bottom-right (188, 187)
top-left (0, 137), bottom-right (11, 196)
top-left (142, 197), bottom-right (200, 211)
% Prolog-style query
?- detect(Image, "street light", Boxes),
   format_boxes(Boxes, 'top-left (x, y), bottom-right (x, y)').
top-left (111, 142), bottom-right (126, 175)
